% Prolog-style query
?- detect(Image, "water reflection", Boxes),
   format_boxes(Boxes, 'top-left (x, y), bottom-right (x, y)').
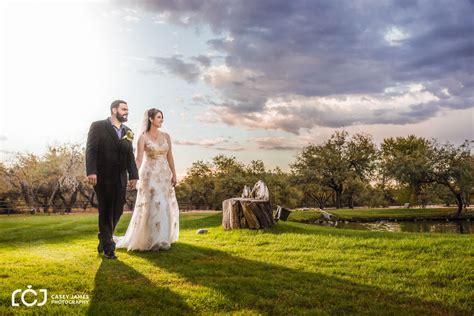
top-left (314, 220), bottom-right (473, 234)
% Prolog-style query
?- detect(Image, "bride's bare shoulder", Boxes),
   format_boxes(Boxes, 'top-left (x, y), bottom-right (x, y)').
top-left (138, 133), bottom-right (147, 143)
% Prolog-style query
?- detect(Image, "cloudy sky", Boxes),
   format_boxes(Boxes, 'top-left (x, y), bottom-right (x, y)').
top-left (1, 0), bottom-right (473, 176)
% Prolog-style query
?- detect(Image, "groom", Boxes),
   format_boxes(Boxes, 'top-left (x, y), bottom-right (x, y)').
top-left (86, 100), bottom-right (139, 259)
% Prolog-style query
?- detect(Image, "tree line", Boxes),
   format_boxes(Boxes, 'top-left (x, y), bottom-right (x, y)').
top-left (1, 131), bottom-right (472, 216)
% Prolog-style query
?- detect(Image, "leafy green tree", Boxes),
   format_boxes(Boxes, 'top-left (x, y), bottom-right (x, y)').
top-left (431, 141), bottom-right (473, 215)
top-left (381, 136), bottom-right (473, 215)
top-left (180, 160), bottom-right (215, 209)
top-left (381, 135), bottom-right (434, 205)
top-left (300, 182), bottom-right (333, 209)
top-left (212, 155), bottom-right (247, 208)
top-left (177, 155), bottom-right (304, 210)
top-left (362, 185), bottom-right (391, 208)
top-left (343, 177), bottom-right (367, 209)
top-left (265, 166), bottom-right (303, 209)
top-left (292, 131), bottom-right (377, 208)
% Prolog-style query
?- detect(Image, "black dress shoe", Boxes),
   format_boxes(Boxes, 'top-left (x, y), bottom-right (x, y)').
top-left (104, 251), bottom-right (117, 259)
top-left (97, 242), bottom-right (104, 254)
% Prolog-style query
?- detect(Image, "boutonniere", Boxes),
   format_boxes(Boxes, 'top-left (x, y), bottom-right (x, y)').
top-left (122, 130), bottom-right (134, 142)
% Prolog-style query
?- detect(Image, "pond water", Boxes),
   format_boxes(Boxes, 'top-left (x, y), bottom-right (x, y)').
top-left (312, 220), bottom-right (474, 234)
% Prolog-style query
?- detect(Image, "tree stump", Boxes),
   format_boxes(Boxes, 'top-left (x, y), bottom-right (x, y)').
top-left (222, 198), bottom-right (274, 230)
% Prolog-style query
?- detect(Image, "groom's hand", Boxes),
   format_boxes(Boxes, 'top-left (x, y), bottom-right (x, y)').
top-left (128, 180), bottom-right (137, 190)
top-left (87, 174), bottom-right (97, 186)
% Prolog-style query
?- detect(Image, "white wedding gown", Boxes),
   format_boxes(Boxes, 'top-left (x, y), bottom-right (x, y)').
top-left (114, 136), bottom-right (179, 251)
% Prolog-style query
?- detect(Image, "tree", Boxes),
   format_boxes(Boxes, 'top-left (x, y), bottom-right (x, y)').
top-left (0, 162), bottom-right (18, 214)
top-left (292, 131), bottom-right (377, 208)
top-left (265, 166), bottom-right (303, 209)
top-left (381, 136), bottom-right (473, 215)
top-left (212, 155), bottom-right (247, 208)
top-left (4, 153), bottom-right (57, 210)
top-left (431, 141), bottom-right (473, 215)
top-left (246, 160), bottom-right (266, 178)
top-left (343, 177), bottom-right (367, 209)
top-left (1, 144), bottom-right (93, 213)
top-left (177, 156), bottom-right (304, 210)
top-left (361, 184), bottom-right (391, 208)
top-left (180, 160), bottom-right (215, 209)
top-left (381, 135), bottom-right (435, 205)
top-left (299, 182), bottom-right (332, 209)
top-left (45, 144), bottom-right (90, 213)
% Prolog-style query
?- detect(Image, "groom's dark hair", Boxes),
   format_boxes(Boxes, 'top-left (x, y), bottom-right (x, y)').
top-left (110, 100), bottom-right (127, 113)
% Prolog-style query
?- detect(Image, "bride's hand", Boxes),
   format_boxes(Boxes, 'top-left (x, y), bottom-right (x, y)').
top-left (171, 175), bottom-right (177, 187)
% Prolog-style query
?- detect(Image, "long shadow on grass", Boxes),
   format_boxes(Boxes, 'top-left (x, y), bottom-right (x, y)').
top-left (128, 243), bottom-right (470, 315)
top-left (87, 257), bottom-right (192, 315)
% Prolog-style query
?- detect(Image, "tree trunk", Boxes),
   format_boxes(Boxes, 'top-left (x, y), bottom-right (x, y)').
top-left (66, 190), bottom-right (78, 213)
top-left (48, 182), bottom-right (60, 211)
top-left (222, 198), bottom-right (274, 230)
top-left (442, 181), bottom-right (464, 217)
top-left (20, 182), bottom-right (34, 208)
top-left (310, 193), bottom-right (328, 210)
top-left (335, 190), bottom-right (342, 209)
top-left (348, 195), bottom-right (354, 209)
top-left (455, 192), bottom-right (463, 217)
top-left (58, 193), bottom-right (67, 213)
top-left (42, 197), bottom-right (50, 213)
top-left (315, 197), bottom-right (326, 210)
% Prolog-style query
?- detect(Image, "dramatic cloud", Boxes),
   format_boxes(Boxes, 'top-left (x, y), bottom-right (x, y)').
top-left (174, 137), bottom-right (244, 151)
top-left (213, 146), bottom-right (245, 152)
top-left (190, 94), bottom-right (214, 106)
top-left (192, 54), bottom-right (212, 67)
top-left (174, 137), bottom-right (227, 147)
top-left (152, 54), bottom-right (202, 83)
top-left (204, 84), bottom-right (474, 134)
top-left (122, 0), bottom-right (474, 133)
top-left (254, 137), bottom-right (301, 151)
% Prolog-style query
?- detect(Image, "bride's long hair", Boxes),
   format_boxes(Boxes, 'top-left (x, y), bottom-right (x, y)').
top-left (146, 108), bottom-right (164, 132)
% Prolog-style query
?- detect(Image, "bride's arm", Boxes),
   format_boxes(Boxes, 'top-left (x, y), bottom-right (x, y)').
top-left (135, 134), bottom-right (145, 170)
top-left (165, 133), bottom-right (177, 186)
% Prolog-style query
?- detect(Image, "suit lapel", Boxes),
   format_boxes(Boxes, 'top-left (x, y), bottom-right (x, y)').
top-left (120, 127), bottom-right (131, 150)
top-left (103, 119), bottom-right (120, 148)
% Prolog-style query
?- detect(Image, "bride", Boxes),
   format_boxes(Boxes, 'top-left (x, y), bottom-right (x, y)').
top-left (114, 108), bottom-right (179, 251)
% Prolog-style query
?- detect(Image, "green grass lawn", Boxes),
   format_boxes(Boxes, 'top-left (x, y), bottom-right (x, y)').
top-left (0, 211), bottom-right (473, 315)
top-left (289, 208), bottom-right (474, 222)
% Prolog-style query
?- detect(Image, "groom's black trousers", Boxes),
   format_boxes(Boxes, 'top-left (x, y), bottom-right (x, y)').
top-left (94, 183), bottom-right (126, 253)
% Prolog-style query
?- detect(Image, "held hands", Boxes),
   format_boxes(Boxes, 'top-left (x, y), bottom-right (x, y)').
top-left (87, 174), bottom-right (97, 186)
top-left (87, 174), bottom-right (137, 190)
top-left (128, 179), bottom-right (138, 190)
top-left (88, 175), bottom-right (137, 189)
top-left (171, 175), bottom-right (177, 187)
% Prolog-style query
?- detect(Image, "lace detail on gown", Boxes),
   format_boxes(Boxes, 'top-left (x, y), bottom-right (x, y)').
top-left (113, 135), bottom-right (179, 251)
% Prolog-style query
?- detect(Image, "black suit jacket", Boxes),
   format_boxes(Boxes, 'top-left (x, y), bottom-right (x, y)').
top-left (86, 119), bottom-right (139, 187)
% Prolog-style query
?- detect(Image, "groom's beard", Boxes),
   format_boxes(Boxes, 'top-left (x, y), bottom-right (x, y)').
top-left (116, 113), bottom-right (128, 123)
